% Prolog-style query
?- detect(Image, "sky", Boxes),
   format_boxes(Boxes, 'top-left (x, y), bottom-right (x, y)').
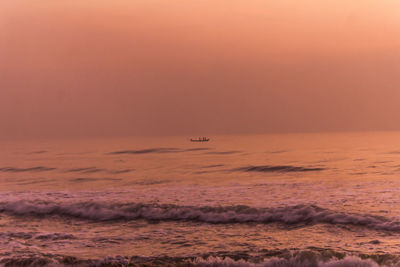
top-left (0, 0), bottom-right (399, 139)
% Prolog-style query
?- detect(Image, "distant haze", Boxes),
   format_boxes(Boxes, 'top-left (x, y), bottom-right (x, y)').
top-left (0, 0), bottom-right (399, 139)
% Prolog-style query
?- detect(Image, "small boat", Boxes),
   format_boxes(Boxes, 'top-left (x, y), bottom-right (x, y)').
top-left (190, 137), bottom-right (210, 142)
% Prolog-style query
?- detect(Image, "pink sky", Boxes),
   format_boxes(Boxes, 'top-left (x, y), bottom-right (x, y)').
top-left (0, 0), bottom-right (399, 139)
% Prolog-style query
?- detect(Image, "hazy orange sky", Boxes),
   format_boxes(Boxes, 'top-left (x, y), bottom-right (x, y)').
top-left (0, 0), bottom-right (399, 139)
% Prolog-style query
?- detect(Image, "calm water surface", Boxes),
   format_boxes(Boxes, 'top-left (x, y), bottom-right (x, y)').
top-left (2, 132), bottom-right (400, 266)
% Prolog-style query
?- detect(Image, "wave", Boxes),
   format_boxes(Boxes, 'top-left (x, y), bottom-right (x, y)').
top-left (0, 250), bottom-right (396, 267)
top-left (109, 147), bottom-right (182, 154)
top-left (108, 147), bottom-right (210, 155)
top-left (0, 166), bottom-right (56, 173)
top-left (186, 148), bottom-right (212, 152)
top-left (235, 165), bottom-right (325, 173)
top-left (0, 166), bottom-right (132, 175)
top-left (206, 151), bottom-right (242, 155)
top-left (267, 150), bottom-right (289, 154)
top-left (34, 233), bottom-right (76, 241)
top-left (65, 167), bottom-right (104, 173)
top-left (28, 150), bottom-right (48, 154)
top-left (69, 177), bottom-right (122, 182)
top-left (201, 164), bottom-right (225, 168)
top-left (0, 231), bottom-right (75, 240)
top-left (65, 167), bottom-right (133, 175)
top-left (0, 201), bottom-right (399, 231)
top-left (194, 256), bottom-right (381, 267)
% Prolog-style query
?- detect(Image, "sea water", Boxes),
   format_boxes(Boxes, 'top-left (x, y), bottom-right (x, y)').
top-left (1, 132), bottom-right (400, 266)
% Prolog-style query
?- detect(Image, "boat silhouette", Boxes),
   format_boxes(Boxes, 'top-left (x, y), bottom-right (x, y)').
top-left (190, 137), bottom-right (210, 142)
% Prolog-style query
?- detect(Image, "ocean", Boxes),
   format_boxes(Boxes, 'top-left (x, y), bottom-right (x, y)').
top-left (1, 132), bottom-right (400, 266)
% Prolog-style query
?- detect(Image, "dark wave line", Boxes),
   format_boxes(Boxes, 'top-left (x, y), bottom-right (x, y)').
top-left (185, 148), bottom-right (212, 152)
top-left (0, 166), bottom-right (56, 173)
top-left (108, 169), bottom-right (134, 174)
top-left (201, 164), bottom-right (225, 168)
top-left (108, 147), bottom-right (211, 155)
top-left (235, 165), bottom-right (325, 173)
top-left (267, 150), bottom-right (289, 154)
top-left (28, 150), bottom-right (48, 154)
top-left (66, 167), bottom-right (104, 174)
top-left (0, 201), bottom-right (398, 231)
top-left (108, 148), bottom-right (181, 154)
top-left (65, 167), bottom-right (133, 175)
top-left (205, 151), bottom-right (242, 155)
top-left (69, 177), bottom-right (122, 182)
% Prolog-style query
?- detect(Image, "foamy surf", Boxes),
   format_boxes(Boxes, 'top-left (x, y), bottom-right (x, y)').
top-left (0, 250), bottom-right (394, 267)
top-left (1, 200), bottom-right (399, 231)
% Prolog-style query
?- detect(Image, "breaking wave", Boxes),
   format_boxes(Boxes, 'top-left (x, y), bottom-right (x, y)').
top-left (193, 256), bottom-right (381, 267)
top-left (0, 251), bottom-right (397, 267)
top-left (1, 201), bottom-right (399, 231)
